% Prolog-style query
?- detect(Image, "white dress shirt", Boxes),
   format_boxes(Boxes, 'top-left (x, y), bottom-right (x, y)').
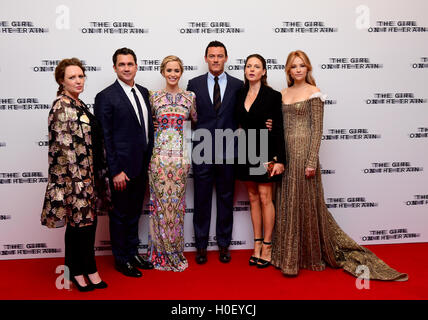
top-left (117, 78), bottom-right (149, 142)
top-left (207, 72), bottom-right (227, 104)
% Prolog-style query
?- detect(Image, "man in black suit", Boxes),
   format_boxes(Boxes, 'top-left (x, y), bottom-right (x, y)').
top-left (94, 48), bottom-right (154, 277)
top-left (187, 41), bottom-right (243, 264)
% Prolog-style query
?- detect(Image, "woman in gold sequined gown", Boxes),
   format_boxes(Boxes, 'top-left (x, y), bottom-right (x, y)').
top-left (271, 50), bottom-right (408, 281)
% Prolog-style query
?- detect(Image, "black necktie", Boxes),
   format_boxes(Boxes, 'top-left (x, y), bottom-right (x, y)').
top-left (131, 88), bottom-right (147, 144)
top-left (213, 76), bottom-right (221, 112)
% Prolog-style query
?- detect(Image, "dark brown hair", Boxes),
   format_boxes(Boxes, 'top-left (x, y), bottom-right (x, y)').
top-left (113, 47), bottom-right (137, 66)
top-left (244, 53), bottom-right (268, 88)
top-left (205, 40), bottom-right (228, 57)
top-left (54, 58), bottom-right (86, 96)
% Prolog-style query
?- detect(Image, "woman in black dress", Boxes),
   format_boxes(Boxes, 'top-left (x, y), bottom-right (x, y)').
top-left (235, 54), bottom-right (286, 268)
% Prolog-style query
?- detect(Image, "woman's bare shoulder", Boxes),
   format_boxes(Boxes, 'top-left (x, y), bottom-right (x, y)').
top-left (307, 85), bottom-right (320, 94)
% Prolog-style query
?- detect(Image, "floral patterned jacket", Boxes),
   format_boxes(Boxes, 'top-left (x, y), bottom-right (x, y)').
top-left (41, 95), bottom-right (111, 228)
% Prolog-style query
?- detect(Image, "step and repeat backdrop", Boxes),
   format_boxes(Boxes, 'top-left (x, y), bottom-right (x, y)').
top-left (1, 0), bottom-right (427, 260)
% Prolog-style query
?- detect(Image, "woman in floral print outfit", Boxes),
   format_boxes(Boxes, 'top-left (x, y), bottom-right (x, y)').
top-left (41, 58), bottom-right (111, 291)
top-left (147, 56), bottom-right (197, 271)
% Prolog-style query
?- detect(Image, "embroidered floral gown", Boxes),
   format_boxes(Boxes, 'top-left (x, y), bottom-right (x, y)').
top-left (147, 90), bottom-right (197, 271)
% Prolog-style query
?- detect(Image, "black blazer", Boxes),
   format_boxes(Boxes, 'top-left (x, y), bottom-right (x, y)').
top-left (235, 84), bottom-right (286, 165)
top-left (94, 80), bottom-right (154, 179)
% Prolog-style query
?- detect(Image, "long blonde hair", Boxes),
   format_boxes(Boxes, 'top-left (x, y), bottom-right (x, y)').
top-left (285, 50), bottom-right (316, 87)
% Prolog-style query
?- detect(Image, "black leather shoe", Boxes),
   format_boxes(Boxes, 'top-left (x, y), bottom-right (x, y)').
top-left (132, 255), bottom-right (154, 270)
top-left (115, 262), bottom-right (142, 277)
top-left (195, 248), bottom-right (207, 264)
top-left (219, 246), bottom-right (231, 263)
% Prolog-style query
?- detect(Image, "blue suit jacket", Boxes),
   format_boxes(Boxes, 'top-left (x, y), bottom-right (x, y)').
top-left (187, 72), bottom-right (243, 160)
top-left (94, 80), bottom-right (154, 179)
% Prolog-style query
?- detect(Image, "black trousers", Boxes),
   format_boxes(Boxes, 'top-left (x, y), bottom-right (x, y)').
top-left (193, 162), bottom-right (235, 249)
top-left (64, 219), bottom-right (97, 277)
top-left (109, 173), bottom-right (146, 265)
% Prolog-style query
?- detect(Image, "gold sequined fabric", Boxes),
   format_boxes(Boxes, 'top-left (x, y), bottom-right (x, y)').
top-left (271, 97), bottom-right (408, 281)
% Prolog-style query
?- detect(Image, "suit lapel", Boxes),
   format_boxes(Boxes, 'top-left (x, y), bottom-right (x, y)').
top-left (114, 80), bottom-right (141, 126)
top-left (137, 85), bottom-right (151, 120)
top-left (251, 84), bottom-right (264, 112)
top-left (137, 85), bottom-right (154, 143)
top-left (218, 72), bottom-right (234, 115)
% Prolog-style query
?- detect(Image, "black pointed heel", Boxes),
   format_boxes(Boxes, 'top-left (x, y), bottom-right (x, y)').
top-left (86, 276), bottom-right (108, 289)
top-left (70, 276), bottom-right (94, 292)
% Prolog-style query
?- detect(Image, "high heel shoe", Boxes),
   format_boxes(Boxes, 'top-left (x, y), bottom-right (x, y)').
top-left (70, 276), bottom-right (94, 292)
top-left (86, 276), bottom-right (108, 289)
top-left (257, 241), bottom-right (272, 269)
top-left (249, 238), bottom-right (264, 266)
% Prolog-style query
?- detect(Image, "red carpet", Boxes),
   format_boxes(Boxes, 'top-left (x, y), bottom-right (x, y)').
top-left (0, 243), bottom-right (426, 300)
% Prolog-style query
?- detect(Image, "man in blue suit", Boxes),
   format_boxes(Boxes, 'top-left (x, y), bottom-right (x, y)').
top-left (94, 48), bottom-right (154, 277)
top-left (187, 41), bottom-right (243, 264)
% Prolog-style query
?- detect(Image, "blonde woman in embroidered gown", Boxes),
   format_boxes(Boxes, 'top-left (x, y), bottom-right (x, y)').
top-left (271, 50), bottom-right (408, 281)
top-left (147, 56), bottom-right (197, 271)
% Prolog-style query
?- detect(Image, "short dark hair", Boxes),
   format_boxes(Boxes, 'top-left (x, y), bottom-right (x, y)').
top-left (113, 47), bottom-right (137, 65)
top-left (205, 40), bottom-right (228, 57)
